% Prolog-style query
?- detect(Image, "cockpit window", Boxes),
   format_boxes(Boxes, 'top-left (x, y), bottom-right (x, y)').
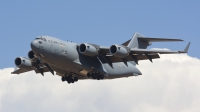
top-left (35, 38), bottom-right (40, 40)
top-left (34, 37), bottom-right (47, 42)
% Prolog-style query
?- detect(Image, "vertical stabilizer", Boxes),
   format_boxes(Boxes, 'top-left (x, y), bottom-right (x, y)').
top-left (127, 33), bottom-right (149, 49)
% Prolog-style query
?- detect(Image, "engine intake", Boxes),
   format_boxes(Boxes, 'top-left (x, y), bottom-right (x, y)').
top-left (79, 43), bottom-right (98, 56)
top-left (28, 51), bottom-right (35, 59)
top-left (110, 45), bottom-right (129, 58)
top-left (28, 50), bottom-right (38, 61)
top-left (15, 57), bottom-right (32, 68)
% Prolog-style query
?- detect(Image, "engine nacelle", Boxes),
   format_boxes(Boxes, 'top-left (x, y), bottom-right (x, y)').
top-left (28, 50), bottom-right (36, 60)
top-left (28, 50), bottom-right (39, 63)
top-left (110, 45), bottom-right (129, 58)
top-left (15, 57), bottom-right (32, 68)
top-left (79, 43), bottom-right (98, 56)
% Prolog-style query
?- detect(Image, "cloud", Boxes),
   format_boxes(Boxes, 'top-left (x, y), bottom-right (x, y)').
top-left (0, 54), bottom-right (200, 112)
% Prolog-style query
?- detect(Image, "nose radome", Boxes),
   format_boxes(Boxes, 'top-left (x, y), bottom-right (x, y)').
top-left (31, 40), bottom-right (38, 50)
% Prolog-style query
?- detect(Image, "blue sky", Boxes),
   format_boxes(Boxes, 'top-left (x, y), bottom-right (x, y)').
top-left (0, 0), bottom-right (199, 68)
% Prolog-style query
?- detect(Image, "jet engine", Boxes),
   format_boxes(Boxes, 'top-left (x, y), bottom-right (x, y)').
top-left (15, 57), bottom-right (32, 68)
top-left (110, 45), bottom-right (129, 58)
top-left (28, 50), bottom-right (36, 60)
top-left (79, 43), bottom-right (98, 56)
top-left (28, 50), bottom-right (41, 65)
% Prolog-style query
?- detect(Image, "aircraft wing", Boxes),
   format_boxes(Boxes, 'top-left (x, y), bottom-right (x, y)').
top-left (130, 49), bottom-right (185, 54)
top-left (100, 42), bottom-right (190, 55)
top-left (98, 42), bottom-right (190, 64)
top-left (98, 54), bottom-right (160, 63)
top-left (99, 46), bottom-right (160, 65)
top-left (34, 66), bottom-right (51, 74)
top-left (12, 66), bottom-right (50, 75)
top-left (12, 67), bottom-right (33, 74)
top-left (99, 46), bottom-right (110, 55)
top-left (130, 42), bottom-right (190, 54)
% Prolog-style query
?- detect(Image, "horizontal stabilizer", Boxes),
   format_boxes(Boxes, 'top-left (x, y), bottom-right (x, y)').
top-left (126, 33), bottom-right (184, 49)
top-left (138, 37), bottom-right (183, 42)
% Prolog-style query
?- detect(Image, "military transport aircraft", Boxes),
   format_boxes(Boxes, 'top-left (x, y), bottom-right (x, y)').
top-left (12, 33), bottom-right (190, 84)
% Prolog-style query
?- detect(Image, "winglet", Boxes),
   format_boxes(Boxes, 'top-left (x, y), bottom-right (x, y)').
top-left (184, 42), bottom-right (191, 53)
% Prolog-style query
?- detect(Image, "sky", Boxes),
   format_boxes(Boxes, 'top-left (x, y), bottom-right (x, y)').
top-left (0, 0), bottom-right (200, 112)
top-left (0, 0), bottom-right (200, 68)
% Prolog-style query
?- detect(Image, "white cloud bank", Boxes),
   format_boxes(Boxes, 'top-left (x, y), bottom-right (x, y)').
top-left (0, 54), bottom-right (200, 112)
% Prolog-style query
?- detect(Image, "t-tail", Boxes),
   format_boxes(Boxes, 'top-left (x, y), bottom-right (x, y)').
top-left (126, 32), bottom-right (184, 49)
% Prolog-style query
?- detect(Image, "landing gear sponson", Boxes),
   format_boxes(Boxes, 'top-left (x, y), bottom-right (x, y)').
top-left (61, 72), bottom-right (104, 84)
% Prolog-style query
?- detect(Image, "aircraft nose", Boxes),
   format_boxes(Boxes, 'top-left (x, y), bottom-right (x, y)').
top-left (31, 40), bottom-right (38, 50)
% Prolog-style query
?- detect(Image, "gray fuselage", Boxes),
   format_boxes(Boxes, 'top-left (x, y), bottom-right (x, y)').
top-left (31, 36), bottom-right (142, 79)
